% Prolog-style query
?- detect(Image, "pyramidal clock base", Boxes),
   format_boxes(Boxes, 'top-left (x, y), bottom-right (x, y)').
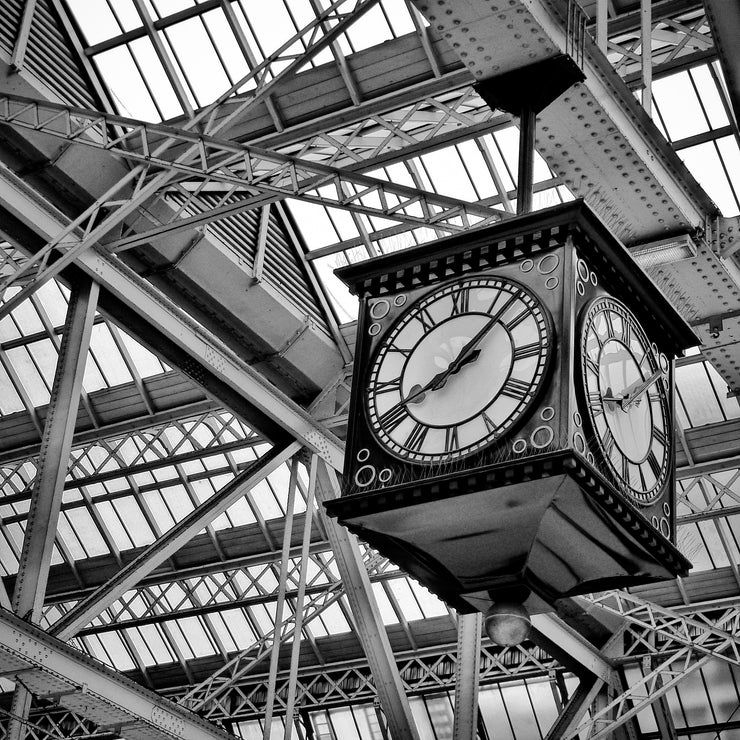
top-left (326, 451), bottom-right (689, 615)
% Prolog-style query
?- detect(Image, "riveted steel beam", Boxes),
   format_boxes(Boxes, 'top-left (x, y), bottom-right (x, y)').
top-left (0, 164), bottom-right (345, 469)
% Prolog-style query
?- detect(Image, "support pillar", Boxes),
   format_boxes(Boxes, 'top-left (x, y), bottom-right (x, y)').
top-left (453, 612), bottom-right (482, 740)
top-left (9, 278), bottom-right (99, 740)
top-left (314, 459), bottom-right (420, 740)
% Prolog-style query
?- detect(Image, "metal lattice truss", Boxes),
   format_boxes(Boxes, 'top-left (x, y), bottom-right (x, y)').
top-left (45, 549), bottom-right (396, 636)
top-left (177, 550), bottom-right (389, 714)
top-left (678, 469), bottom-right (740, 520)
top-left (1, 410), bottom-right (262, 495)
top-left (569, 591), bottom-right (740, 739)
top-left (0, 0), bottom-right (393, 318)
top-left (606, 5), bottom-right (714, 82)
top-left (164, 641), bottom-right (561, 722)
top-left (1, 0), bottom-right (740, 738)
top-left (0, 92), bottom-right (504, 321)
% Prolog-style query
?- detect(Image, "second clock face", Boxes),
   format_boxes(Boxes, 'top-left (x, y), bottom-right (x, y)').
top-left (365, 275), bottom-right (554, 464)
top-left (579, 296), bottom-right (672, 503)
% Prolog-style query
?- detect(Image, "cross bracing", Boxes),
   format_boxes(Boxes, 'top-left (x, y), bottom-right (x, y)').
top-left (1, 0), bottom-right (740, 738)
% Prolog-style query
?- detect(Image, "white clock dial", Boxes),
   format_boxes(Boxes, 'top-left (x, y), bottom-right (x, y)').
top-left (366, 275), bottom-right (554, 464)
top-left (579, 296), bottom-right (671, 503)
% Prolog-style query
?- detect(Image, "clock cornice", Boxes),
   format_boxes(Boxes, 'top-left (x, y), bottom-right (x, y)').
top-left (335, 200), bottom-right (698, 355)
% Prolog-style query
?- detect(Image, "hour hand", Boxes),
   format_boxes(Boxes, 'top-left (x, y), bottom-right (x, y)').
top-left (621, 370), bottom-right (664, 410)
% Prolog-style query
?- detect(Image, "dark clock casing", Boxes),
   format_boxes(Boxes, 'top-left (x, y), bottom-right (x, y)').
top-left (325, 200), bottom-right (694, 615)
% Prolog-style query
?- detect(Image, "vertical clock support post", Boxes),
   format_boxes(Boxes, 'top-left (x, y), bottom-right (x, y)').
top-left (474, 54), bottom-right (586, 215)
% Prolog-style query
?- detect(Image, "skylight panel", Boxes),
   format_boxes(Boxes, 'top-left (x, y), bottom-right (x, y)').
top-left (249, 602), bottom-right (276, 636)
top-left (716, 136), bottom-right (740, 214)
top-left (250, 479), bottom-right (284, 520)
top-left (221, 607), bottom-right (258, 648)
top-left (7, 298), bottom-right (44, 336)
top-left (94, 47), bottom-right (162, 120)
top-left (148, 0), bottom-right (196, 17)
top-left (0, 532), bottom-right (19, 576)
top-left (177, 615), bottom-right (219, 657)
top-left (6, 347), bottom-right (50, 407)
top-left (201, 9), bottom-right (251, 82)
top-left (407, 579), bottom-right (448, 618)
top-left (90, 324), bottom-right (134, 386)
top-left (0, 363), bottom-right (23, 414)
top-left (142, 490), bottom-right (177, 533)
top-left (343, 3), bottom-right (395, 53)
top-left (159, 483), bottom-right (196, 520)
top-left (35, 281), bottom-right (70, 327)
top-left (676, 362), bottom-right (726, 427)
top-left (371, 581), bottom-right (399, 625)
top-left (165, 17), bottom-right (231, 106)
top-left (63, 508), bottom-right (110, 557)
top-left (691, 65), bottom-right (730, 130)
top-left (206, 611), bottom-right (240, 653)
top-left (108, 0), bottom-right (143, 32)
top-left (419, 149), bottom-right (478, 201)
top-left (653, 72), bottom-right (710, 142)
top-left (314, 600), bottom-right (350, 634)
top-left (97, 631), bottom-right (137, 671)
top-left (65, 0), bottom-right (122, 44)
top-left (679, 140), bottom-right (739, 216)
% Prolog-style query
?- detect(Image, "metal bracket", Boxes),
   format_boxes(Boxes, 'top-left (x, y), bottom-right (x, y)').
top-left (709, 315), bottom-right (724, 339)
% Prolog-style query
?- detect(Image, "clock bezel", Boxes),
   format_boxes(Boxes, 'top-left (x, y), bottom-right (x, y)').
top-left (577, 295), bottom-right (672, 504)
top-left (364, 273), bottom-right (556, 465)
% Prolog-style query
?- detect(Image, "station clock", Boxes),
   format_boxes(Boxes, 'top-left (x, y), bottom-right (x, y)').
top-left (325, 201), bottom-right (693, 615)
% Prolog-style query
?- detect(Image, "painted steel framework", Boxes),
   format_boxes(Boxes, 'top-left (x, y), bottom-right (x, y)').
top-left (0, 0), bottom-right (739, 739)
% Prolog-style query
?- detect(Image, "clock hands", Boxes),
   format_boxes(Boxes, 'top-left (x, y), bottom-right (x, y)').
top-left (601, 369), bottom-right (665, 412)
top-left (621, 369), bottom-right (664, 410)
top-left (387, 302), bottom-right (517, 414)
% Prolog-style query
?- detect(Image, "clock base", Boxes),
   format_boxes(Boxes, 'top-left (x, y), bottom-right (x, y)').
top-left (326, 451), bottom-right (690, 614)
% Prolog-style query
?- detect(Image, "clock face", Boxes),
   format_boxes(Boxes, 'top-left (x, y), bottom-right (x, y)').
top-left (579, 296), bottom-right (671, 503)
top-left (365, 275), bottom-right (554, 464)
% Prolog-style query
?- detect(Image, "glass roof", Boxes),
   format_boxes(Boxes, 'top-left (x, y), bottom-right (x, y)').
top-left (2, 0), bottom-right (740, 738)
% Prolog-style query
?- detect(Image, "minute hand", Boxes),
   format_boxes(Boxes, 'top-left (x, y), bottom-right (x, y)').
top-left (406, 294), bottom-right (519, 405)
top-left (621, 369), bottom-right (664, 411)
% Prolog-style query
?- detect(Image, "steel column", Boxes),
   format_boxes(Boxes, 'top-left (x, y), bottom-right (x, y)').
top-left (641, 0), bottom-right (653, 116)
top-left (452, 612), bottom-right (482, 740)
top-left (262, 458), bottom-right (300, 739)
top-left (12, 279), bottom-right (99, 620)
top-left (314, 459), bottom-right (421, 740)
top-left (8, 278), bottom-right (98, 740)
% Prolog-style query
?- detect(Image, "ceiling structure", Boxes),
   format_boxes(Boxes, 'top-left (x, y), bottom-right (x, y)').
top-left (0, 0), bottom-right (739, 739)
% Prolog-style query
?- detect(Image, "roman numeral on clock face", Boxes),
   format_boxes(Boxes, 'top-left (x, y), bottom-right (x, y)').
top-left (451, 288), bottom-right (470, 314)
top-left (646, 450), bottom-right (662, 477)
top-left (602, 427), bottom-right (616, 458)
top-left (503, 307), bottom-right (529, 332)
top-left (378, 403), bottom-right (408, 433)
top-left (405, 422), bottom-right (429, 452)
top-left (374, 378), bottom-right (401, 395)
top-left (501, 377), bottom-right (531, 401)
top-left (417, 307), bottom-right (437, 332)
top-left (445, 425), bottom-right (460, 452)
top-left (513, 342), bottom-right (541, 361)
top-left (653, 426), bottom-right (667, 447)
top-left (588, 391), bottom-right (603, 415)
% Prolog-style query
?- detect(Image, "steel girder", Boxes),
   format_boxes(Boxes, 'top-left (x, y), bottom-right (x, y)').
top-left (0, 165), bottom-right (344, 469)
top-left (0, 607), bottom-right (234, 740)
top-left (412, 0), bottom-right (714, 242)
top-left (0, 93), bottom-right (505, 280)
